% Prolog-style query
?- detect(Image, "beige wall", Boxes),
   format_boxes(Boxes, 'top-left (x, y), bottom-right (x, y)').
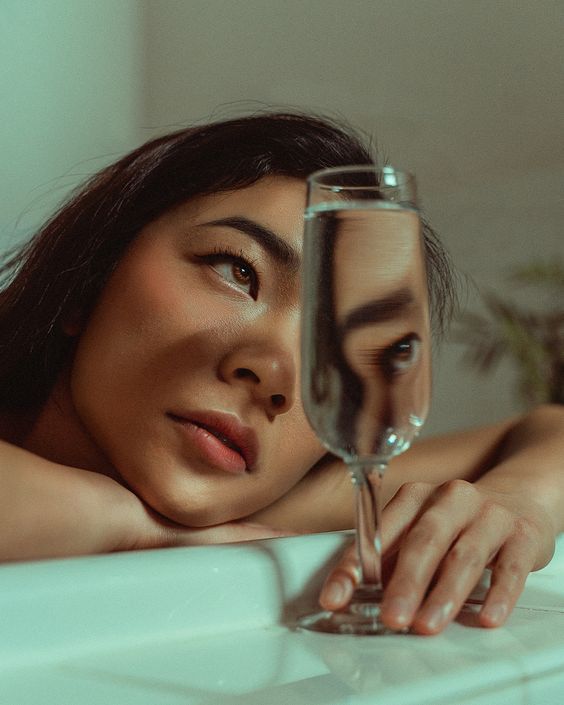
top-left (3, 0), bottom-right (563, 433)
top-left (141, 0), bottom-right (564, 433)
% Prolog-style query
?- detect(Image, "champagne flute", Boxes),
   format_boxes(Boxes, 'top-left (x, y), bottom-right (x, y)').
top-left (298, 166), bottom-right (431, 635)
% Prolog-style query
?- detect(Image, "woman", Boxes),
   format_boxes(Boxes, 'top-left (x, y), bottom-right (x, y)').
top-left (0, 112), bottom-right (562, 635)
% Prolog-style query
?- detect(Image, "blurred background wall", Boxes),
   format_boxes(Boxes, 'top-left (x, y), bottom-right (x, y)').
top-left (1, 1), bottom-right (142, 243)
top-left (2, 0), bottom-right (563, 435)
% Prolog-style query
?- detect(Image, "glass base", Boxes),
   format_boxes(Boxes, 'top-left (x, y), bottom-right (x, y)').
top-left (296, 590), bottom-right (407, 636)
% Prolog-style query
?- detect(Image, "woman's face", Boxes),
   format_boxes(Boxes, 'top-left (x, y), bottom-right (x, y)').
top-left (34, 177), bottom-right (326, 526)
top-left (333, 209), bottom-right (431, 456)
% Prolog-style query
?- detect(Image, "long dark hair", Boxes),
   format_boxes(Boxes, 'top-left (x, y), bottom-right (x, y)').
top-left (0, 111), bottom-right (455, 410)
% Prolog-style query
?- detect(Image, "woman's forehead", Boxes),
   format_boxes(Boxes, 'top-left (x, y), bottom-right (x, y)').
top-left (175, 177), bottom-right (305, 229)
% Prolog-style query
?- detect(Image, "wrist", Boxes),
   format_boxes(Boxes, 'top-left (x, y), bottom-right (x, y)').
top-left (83, 471), bottom-right (148, 554)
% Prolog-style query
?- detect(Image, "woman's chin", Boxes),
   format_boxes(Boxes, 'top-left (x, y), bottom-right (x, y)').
top-left (144, 491), bottom-right (251, 529)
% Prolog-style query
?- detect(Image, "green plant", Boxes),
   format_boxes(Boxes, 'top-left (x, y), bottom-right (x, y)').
top-left (453, 260), bottom-right (564, 407)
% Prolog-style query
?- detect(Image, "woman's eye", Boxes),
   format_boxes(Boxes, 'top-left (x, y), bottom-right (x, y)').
top-left (203, 254), bottom-right (259, 298)
top-left (358, 333), bottom-right (422, 378)
top-left (385, 334), bottom-right (421, 374)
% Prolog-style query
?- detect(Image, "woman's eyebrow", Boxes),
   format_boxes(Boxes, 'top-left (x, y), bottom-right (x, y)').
top-left (339, 287), bottom-right (415, 334)
top-left (203, 217), bottom-right (300, 274)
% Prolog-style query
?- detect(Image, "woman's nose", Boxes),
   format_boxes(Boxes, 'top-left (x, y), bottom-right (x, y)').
top-left (219, 344), bottom-right (296, 416)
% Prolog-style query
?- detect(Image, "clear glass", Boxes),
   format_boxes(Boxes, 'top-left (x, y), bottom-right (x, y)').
top-left (298, 165), bottom-right (431, 634)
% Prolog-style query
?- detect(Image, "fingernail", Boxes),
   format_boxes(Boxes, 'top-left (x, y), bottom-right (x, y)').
top-left (481, 602), bottom-right (508, 626)
top-left (323, 581), bottom-right (346, 606)
top-left (420, 601), bottom-right (454, 632)
top-left (385, 597), bottom-right (412, 626)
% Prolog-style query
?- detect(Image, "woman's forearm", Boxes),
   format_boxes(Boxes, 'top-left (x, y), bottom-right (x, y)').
top-left (249, 453), bottom-right (354, 532)
top-left (0, 440), bottom-right (134, 561)
top-left (0, 441), bottom-right (298, 562)
top-left (255, 404), bottom-right (564, 535)
top-left (474, 404), bottom-right (564, 536)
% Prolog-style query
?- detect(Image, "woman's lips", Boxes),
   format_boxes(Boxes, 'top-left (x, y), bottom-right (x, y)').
top-left (166, 411), bottom-right (258, 475)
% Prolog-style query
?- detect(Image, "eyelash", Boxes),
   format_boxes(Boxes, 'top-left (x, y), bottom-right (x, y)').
top-left (197, 246), bottom-right (261, 299)
top-left (361, 333), bottom-right (421, 378)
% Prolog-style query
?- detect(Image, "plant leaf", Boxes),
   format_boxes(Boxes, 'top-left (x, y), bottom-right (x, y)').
top-left (509, 260), bottom-right (564, 293)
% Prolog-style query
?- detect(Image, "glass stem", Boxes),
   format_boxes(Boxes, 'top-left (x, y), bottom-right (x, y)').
top-left (350, 461), bottom-right (387, 597)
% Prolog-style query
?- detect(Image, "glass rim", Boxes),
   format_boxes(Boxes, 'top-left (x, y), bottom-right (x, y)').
top-left (307, 164), bottom-right (414, 188)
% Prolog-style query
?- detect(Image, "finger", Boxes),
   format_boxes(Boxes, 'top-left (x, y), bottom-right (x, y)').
top-left (410, 523), bottom-right (506, 635)
top-left (320, 481), bottom-right (441, 612)
top-left (380, 480), bottom-right (483, 630)
top-left (380, 481), bottom-right (438, 555)
top-left (479, 533), bottom-right (537, 628)
top-left (379, 511), bottom-right (467, 630)
top-left (319, 540), bottom-right (359, 610)
top-left (410, 496), bottom-right (525, 634)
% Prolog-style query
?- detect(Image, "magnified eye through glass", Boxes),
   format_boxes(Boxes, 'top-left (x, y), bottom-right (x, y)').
top-left (299, 166), bottom-right (431, 635)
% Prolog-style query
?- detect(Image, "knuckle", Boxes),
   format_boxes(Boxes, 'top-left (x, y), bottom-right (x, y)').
top-left (495, 558), bottom-right (525, 584)
top-left (440, 478), bottom-right (476, 502)
top-left (396, 481), bottom-right (432, 503)
top-left (406, 514), bottom-right (446, 549)
top-left (478, 499), bottom-right (509, 525)
top-left (513, 515), bottom-right (538, 539)
top-left (445, 541), bottom-right (483, 570)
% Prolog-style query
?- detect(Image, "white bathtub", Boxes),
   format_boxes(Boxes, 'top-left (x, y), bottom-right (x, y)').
top-left (1, 530), bottom-right (564, 704)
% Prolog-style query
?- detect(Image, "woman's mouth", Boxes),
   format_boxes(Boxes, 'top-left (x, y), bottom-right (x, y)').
top-left (166, 411), bottom-right (257, 475)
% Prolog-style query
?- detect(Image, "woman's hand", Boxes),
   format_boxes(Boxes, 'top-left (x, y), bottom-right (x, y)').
top-left (319, 478), bottom-right (556, 635)
top-left (117, 497), bottom-right (294, 552)
top-left (0, 440), bottom-right (289, 563)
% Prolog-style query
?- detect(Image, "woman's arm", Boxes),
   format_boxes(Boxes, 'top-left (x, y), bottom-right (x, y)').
top-left (472, 404), bottom-right (564, 535)
top-left (254, 405), bottom-right (564, 533)
top-left (250, 411), bottom-right (519, 532)
top-left (254, 404), bottom-right (564, 634)
top-left (0, 440), bottom-right (133, 560)
top-left (0, 441), bottom-right (288, 562)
